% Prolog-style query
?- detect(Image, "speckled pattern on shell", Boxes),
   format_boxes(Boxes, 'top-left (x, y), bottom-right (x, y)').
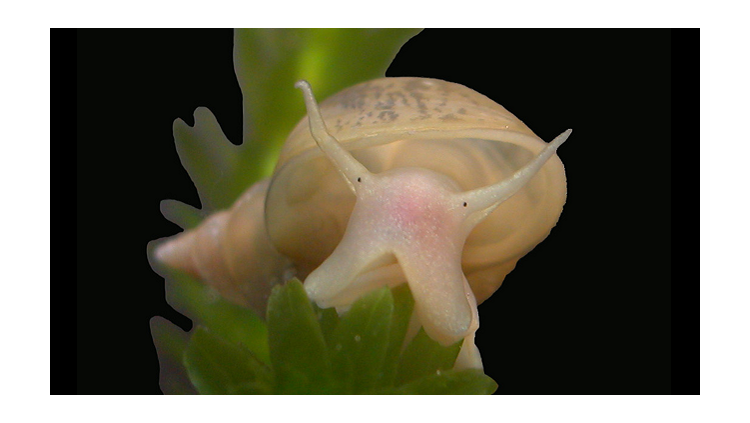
top-left (266, 77), bottom-right (566, 304)
top-left (277, 78), bottom-right (536, 167)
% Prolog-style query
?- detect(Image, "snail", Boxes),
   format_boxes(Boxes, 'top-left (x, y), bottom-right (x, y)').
top-left (154, 77), bottom-right (569, 370)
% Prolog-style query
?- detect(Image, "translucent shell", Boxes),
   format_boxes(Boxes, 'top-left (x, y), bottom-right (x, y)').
top-left (266, 77), bottom-right (567, 304)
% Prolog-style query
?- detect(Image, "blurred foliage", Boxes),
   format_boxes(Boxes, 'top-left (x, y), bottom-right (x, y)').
top-left (168, 29), bottom-right (422, 214)
top-left (234, 29), bottom-right (424, 191)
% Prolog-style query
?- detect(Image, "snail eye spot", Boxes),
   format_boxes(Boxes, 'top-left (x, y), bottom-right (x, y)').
top-left (463, 202), bottom-right (467, 207)
top-left (357, 177), bottom-right (362, 182)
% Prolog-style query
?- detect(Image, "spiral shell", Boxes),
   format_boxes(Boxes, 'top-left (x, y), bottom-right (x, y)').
top-left (154, 178), bottom-right (291, 315)
top-left (266, 77), bottom-right (566, 303)
top-left (155, 77), bottom-right (569, 370)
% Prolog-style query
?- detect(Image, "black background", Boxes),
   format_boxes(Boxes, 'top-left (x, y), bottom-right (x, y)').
top-left (74, 29), bottom-right (684, 394)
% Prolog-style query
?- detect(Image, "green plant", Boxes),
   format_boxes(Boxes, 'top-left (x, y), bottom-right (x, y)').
top-left (178, 278), bottom-right (497, 394)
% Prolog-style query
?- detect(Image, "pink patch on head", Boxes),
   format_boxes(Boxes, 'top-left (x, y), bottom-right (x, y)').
top-left (367, 172), bottom-right (462, 247)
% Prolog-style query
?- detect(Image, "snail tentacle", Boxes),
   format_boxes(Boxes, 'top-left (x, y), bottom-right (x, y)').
top-left (459, 128), bottom-right (571, 227)
top-left (294, 80), bottom-right (371, 194)
top-left (293, 81), bottom-right (571, 369)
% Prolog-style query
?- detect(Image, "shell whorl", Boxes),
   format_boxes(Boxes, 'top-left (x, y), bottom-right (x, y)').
top-left (266, 77), bottom-right (567, 303)
top-left (154, 178), bottom-right (291, 314)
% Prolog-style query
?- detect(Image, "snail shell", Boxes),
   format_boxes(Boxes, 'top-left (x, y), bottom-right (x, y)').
top-left (154, 178), bottom-right (292, 315)
top-left (266, 77), bottom-right (567, 304)
top-left (155, 77), bottom-right (569, 369)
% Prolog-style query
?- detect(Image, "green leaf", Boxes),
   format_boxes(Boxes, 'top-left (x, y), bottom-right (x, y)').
top-left (170, 30), bottom-right (422, 212)
top-left (172, 106), bottom-right (244, 211)
top-left (160, 268), bottom-right (270, 366)
top-left (150, 316), bottom-right (198, 395)
top-left (397, 327), bottom-right (463, 385)
top-left (385, 369), bottom-right (498, 395)
top-left (329, 287), bottom-right (394, 393)
top-left (381, 283), bottom-right (415, 386)
top-left (313, 302), bottom-right (340, 347)
top-left (159, 278), bottom-right (496, 395)
top-left (159, 199), bottom-right (204, 230)
top-left (183, 326), bottom-right (273, 395)
top-left (266, 279), bottom-right (336, 394)
top-left (233, 29), bottom-right (423, 189)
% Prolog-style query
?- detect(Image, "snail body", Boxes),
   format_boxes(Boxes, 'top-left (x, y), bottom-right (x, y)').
top-left (155, 77), bottom-right (569, 370)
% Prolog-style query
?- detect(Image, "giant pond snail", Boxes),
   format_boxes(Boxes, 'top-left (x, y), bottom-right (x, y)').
top-left (154, 77), bottom-right (570, 370)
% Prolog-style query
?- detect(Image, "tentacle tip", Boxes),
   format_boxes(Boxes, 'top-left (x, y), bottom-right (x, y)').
top-left (294, 80), bottom-right (310, 91)
top-left (559, 128), bottom-right (573, 141)
top-left (549, 128), bottom-right (573, 149)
